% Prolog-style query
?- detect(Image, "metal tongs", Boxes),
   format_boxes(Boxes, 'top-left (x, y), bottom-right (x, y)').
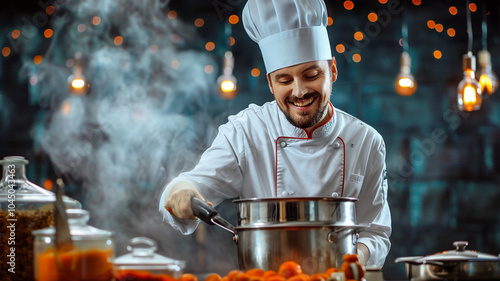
top-left (191, 197), bottom-right (236, 236)
top-left (54, 178), bottom-right (73, 252)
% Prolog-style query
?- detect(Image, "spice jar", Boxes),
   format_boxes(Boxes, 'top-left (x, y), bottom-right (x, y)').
top-left (0, 156), bottom-right (81, 281)
top-left (32, 208), bottom-right (115, 281)
top-left (114, 237), bottom-right (185, 281)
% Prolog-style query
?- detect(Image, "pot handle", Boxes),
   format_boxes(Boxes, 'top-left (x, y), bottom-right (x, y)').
top-left (191, 197), bottom-right (217, 225)
top-left (191, 197), bottom-right (238, 239)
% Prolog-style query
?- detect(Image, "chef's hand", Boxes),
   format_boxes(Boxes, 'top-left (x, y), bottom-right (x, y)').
top-left (357, 243), bottom-right (370, 266)
top-left (163, 180), bottom-right (207, 220)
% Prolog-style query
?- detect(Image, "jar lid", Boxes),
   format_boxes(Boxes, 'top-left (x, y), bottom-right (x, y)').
top-left (32, 209), bottom-right (114, 239)
top-left (114, 237), bottom-right (185, 269)
top-left (0, 156), bottom-right (81, 208)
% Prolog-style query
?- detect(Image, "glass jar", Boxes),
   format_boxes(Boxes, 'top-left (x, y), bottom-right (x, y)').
top-left (32, 209), bottom-right (115, 281)
top-left (114, 237), bottom-right (185, 281)
top-left (0, 156), bottom-right (81, 281)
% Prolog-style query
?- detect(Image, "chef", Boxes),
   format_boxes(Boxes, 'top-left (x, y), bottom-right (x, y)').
top-left (159, 0), bottom-right (391, 267)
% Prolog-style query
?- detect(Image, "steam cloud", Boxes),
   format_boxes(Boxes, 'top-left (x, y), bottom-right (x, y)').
top-left (23, 0), bottom-right (238, 273)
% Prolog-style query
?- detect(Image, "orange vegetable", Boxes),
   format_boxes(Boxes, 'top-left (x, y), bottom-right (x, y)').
top-left (180, 273), bottom-right (200, 281)
top-left (36, 248), bottom-right (113, 281)
top-left (205, 273), bottom-right (223, 281)
top-left (277, 261), bottom-right (303, 279)
top-left (226, 270), bottom-right (244, 281)
top-left (309, 273), bottom-right (328, 281)
top-left (246, 268), bottom-right (265, 277)
top-left (262, 270), bottom-right (278, 278)
top-left (266, 275), bottom-right (286, 281)
top-left (286, 273), bottom-right (310, 281)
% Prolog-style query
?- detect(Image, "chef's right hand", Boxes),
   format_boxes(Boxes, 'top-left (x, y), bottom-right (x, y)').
top-left (163, 180), bottom-right (206, 220)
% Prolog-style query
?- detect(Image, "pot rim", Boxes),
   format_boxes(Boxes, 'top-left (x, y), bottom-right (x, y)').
top-left (233, 196), bottom-right (358, 203)
top-left (235, 222), bottom-right (370, 230)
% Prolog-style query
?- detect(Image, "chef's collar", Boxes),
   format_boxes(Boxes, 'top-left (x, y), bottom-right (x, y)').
top-left (279, 102), bottom-right (335, 139)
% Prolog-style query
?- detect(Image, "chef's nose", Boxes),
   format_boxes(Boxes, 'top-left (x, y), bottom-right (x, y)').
top-left (292, 80), bottom-right (307, 98)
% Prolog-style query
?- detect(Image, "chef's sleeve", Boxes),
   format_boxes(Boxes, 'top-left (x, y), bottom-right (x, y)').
top-left (159, 119), bottom-right (245, 234)
top-left (356, 138), bottom-right (392, 266)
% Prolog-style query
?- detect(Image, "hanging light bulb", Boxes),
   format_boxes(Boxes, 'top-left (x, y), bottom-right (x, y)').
top-left (68, 58), bottom-right (89, 95)
top-left (477, 50), bottom-right (498, 95)
top-left (217, 51), bottom-right (238, 99)
top-left (457, 52), bottom-right (482, 112)
top-left (394, 51), bottom-right (417, 96)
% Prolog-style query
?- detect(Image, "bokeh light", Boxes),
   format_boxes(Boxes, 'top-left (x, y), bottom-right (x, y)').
top-left (449, 6), bottom-right (458, 15)
top-left (92, 16), bottom-right (101, 25)
top-left (171, 60), bottom-right (180, 69)
top-left (228, 37), bottom-right (235, 46)
top-left (45, 6), bottom-right (55, 15)
top-left (149, 44), bottom-right (158, 53)
top-left (469, 3), bottom-right (477, 12)
top-left (2, 47), bottom-right (11, 57)
top-left (327, 17), bottom-right (333, 26)
top-left (354, 31), bottom-right (364, 41)
top-left (77, 24), bottom-right (86, 32)
top-left (412, 0), bottom-right (421, 6)
top-left (229, 15), bottom-right (239, 24)
top-left (447, 28), bottom-right (456, 37)
top-left (433, 50), bottom-right (442, 59)
top-left (44, 29), bottom-right (53, 38)
top-left (34, 55), bottom-right (43, 65)
top-left (205, 42), bottom-right (215, 51)
top-left (368, 13), bottom-right (378, 22)
top-left (378, 0), bottom-right (388, 4)
top-left (336, 44), bottom-right (345, 53)
top-left (344, 1), bottom-right (354, 10)
top-left (435, 24), bottom-right (443, 33)
top-left (167, 11), bottom-right (177, 20)
top-left (114, 36), bottom-right (123, 45)
top-left (204, 65), bottom-right (214, 74)
top-left (352, 53), bottom-right (361, 63)
top-left (251, 68), bottom-right (261, 77)
top-left (427, 20), bottom-right (436, 29)
top-left (195, 18), bottom-right (204, 27)
top-left (11, 30), bottom-right (20, 39)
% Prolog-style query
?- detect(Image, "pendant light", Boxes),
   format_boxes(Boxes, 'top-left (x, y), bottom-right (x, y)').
top-left (217, 21), bottom-right (238, 99)
top-left (476, 2), bottom-right (498, 95)
top-left (457, 0), bottom-right (481, 112)
top-left (394, 0), bottom-right (417, 96)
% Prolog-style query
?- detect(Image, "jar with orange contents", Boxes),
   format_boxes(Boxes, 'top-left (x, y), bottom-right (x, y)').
top-left (32, 209), bottom-right (114, 281)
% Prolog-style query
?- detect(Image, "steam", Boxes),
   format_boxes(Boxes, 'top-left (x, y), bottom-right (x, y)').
top-left (24, 0), bottom-right (237, 272)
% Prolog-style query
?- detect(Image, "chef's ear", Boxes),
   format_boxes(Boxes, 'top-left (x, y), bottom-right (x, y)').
top-left (331, 57), bottom-right (338, 83)
top-left (266, 74), bottom-right (274, 95)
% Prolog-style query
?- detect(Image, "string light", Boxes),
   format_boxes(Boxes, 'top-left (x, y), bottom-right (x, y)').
top-left (68, 56), bottom-right (89, 95)
top-left (218, 51), bottom-right (237, 99)
top-left (457, 52), bottom-right (482, 111)
top-left (476, 2), bottom-right (498, 95)
top-left (394, 0), bottom-right (417, 96)
top-left (457, 0), bottom-right (482, 111)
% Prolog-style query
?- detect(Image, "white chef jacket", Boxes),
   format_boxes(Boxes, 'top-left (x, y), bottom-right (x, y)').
top-left (159, 101), bottom-right (391, 266)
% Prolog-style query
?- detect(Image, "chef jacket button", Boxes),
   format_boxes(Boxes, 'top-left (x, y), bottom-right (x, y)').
top-left (280, 140), bottom-right (287, 148)
top-left (333, 142), bottom-right (341, 149)
top-left (331, 192), bottom-right (339, 197)
top-left (281, 191), bottom-right (289, 197)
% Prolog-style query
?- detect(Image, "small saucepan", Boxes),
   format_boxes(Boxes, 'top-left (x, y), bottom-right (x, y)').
top-left (395, 241), bottom-right (500, 280)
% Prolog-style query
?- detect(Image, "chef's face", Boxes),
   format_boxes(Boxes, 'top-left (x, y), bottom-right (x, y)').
top-left (267, 59), bottom-right (337, 130)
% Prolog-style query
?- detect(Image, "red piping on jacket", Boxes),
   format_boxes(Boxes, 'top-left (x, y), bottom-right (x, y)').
top-left (274, 103), bottom-right (345, 197)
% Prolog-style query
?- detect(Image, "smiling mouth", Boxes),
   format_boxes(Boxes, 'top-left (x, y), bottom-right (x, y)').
top-left (291, 96), bottom-right (316, 107)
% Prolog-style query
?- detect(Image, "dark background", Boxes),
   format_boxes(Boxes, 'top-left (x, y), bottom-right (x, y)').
top-left (1, 0), bottom-right (499, 280)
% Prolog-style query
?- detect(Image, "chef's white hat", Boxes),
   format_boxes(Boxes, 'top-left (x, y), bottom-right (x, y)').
top-left (242, 0), bottom-right (332, 74)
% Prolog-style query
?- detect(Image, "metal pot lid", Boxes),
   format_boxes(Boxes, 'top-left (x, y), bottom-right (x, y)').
top-left (114, 237), bottom-right (186, 268)
top-left (396, 241), bottom-right (500, 264)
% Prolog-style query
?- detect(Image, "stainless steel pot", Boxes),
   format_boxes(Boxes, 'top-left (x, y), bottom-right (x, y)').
top-left (395, 241), bottom-right (500, 280)
top-left (191, 197), bottom-right (368, 274)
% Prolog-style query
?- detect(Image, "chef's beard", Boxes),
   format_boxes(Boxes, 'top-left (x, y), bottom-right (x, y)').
top-left (280, 93), bottom-right (328, 129)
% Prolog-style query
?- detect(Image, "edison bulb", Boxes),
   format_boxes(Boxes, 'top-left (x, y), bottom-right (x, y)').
top-left (477, 50), bottom-right (498, 95)
top-left (457, 53), bottom-right (482, 112)
top-left (394, 52), bottom-right (417, 96)
top-left (68, 74), bottom-right (88, 95)
top-left (217, 74), bottom-right (237, 99)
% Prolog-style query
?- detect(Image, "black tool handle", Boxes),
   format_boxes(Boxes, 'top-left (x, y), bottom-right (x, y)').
top-left (191, 197), bottom-right (217, 225)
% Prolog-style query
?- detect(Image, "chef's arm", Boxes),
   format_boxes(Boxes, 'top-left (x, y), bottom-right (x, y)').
top-left (357, 242), bottom-right (369, 266)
